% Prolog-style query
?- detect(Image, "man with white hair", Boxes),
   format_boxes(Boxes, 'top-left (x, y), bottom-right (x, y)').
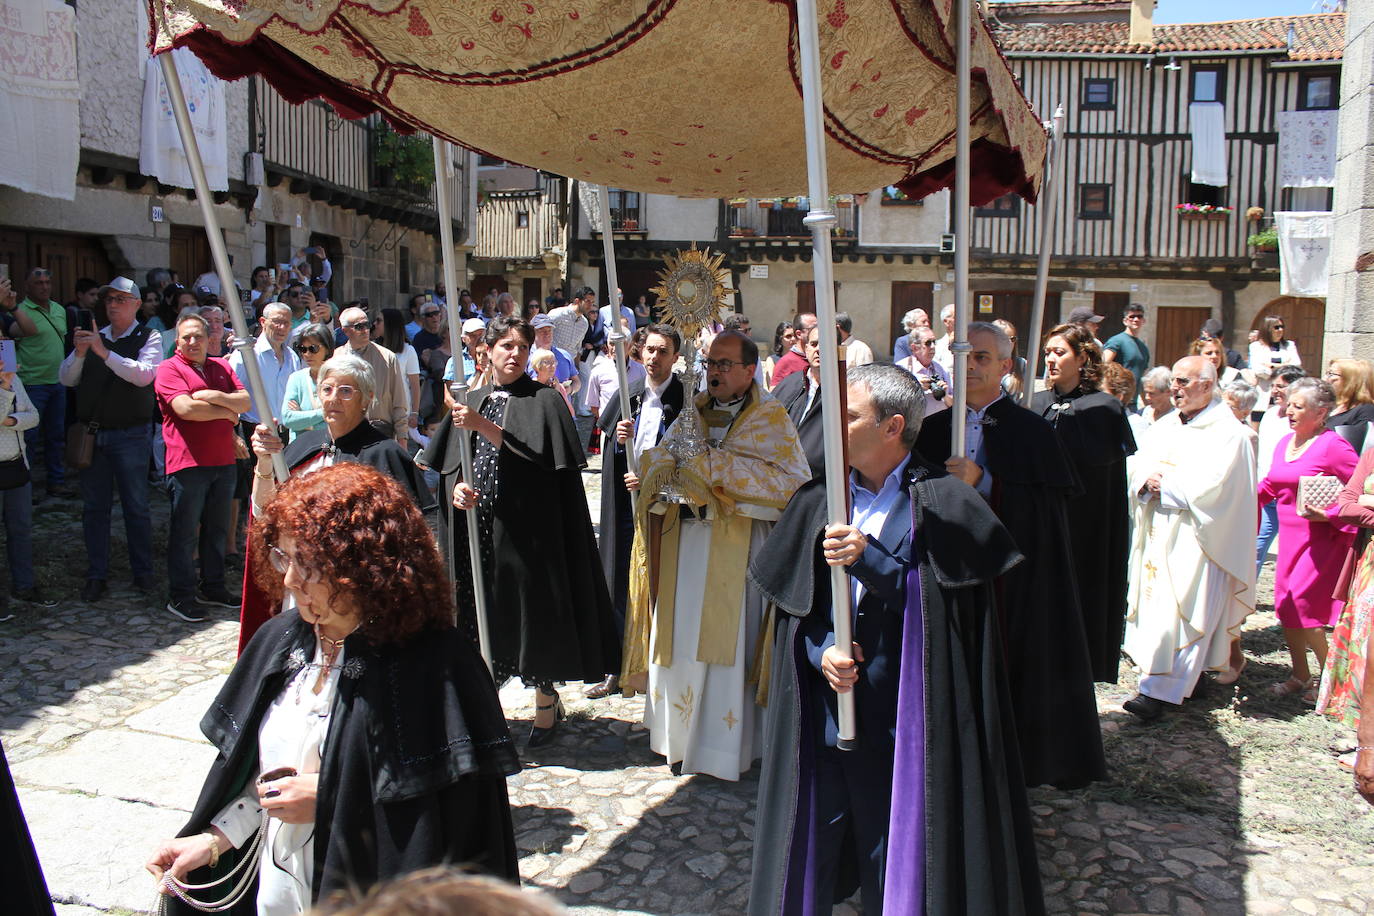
top-left (1121, 355), bottom-right (1256, 720)
top-left (229, 302), bottom-right (300, 430)
top-left (932, 303), bottom-right (956, 374)
top-left (892, 307), bottom-right (930, 362)
top-left (338, 305), bottom-right (407, 443)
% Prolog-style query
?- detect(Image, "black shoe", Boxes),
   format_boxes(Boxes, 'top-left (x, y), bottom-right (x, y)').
top-left (584, 674), bottom-right (619, 699)
top-left (165, 598), bottom-right (207, 623)
top-left (46, 484), bottom-right (77, 499)
top-left (79, 579), bottom-right (107, 602)
top-left (527, 694), bottom-right (565, 748)
top-left (132, 575), bottom-right (156, 595)
top-left (0, 600), bottom-right (12, 624)
top-left (196, 587), bottom-right (242, 610)
top-left (13, 588), bottom-right (57, 608)
top-left (1123, 693), bottom-right (1167, 721)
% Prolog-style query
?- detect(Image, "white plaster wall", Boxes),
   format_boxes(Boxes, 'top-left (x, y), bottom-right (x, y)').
top-left (574, 195), bottom-right (718, 241)
top-left (858, 190), bottom-right (948, 247)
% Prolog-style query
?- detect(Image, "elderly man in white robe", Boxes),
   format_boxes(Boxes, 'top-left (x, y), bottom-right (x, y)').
top-left (1122, 355), bottom-right (1256, 720)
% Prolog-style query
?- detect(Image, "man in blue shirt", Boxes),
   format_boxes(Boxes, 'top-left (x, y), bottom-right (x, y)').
top-left (1102, 304), bottom-right (1150, 407)
top-left (528, 314), bottom-right (579, 393)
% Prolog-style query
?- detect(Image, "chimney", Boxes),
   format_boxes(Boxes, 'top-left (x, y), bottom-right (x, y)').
top-left (1129, 0), bottom-right (1154, 46)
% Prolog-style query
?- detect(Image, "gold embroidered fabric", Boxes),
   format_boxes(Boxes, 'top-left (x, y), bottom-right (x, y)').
top-left (148, 0), bottom-right (1045, 203)
top-left (624, 385), bottom-right (808, 679)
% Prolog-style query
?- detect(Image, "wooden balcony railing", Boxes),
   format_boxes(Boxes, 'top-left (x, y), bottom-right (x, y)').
top-left (254, 77), bottom-right (370, 191)
top-left (474, 190), bottom-right (565, 261)
top-left (726, 200), bottom-right (858, 239)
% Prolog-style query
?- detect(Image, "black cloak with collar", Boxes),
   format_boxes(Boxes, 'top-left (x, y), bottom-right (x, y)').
top-left (747, 456), bottom-right (1044, 915)
top-left (771, 369), bottom-right (825, 478)
top-left (168, 611), bottom-right (519, 914)
top-left (283, 421), bottom-right (435, 512)
top-left (420, 374), bottom-right (621, 684)
top-left (596, 373), bottom-right (685, 619)
top-left (918, 397), bottom-right (1106, 789)
top-left (1031, 384), bottom-right (1137, 682)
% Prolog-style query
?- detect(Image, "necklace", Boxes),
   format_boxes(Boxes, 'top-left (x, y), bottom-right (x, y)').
top-left (314, 623), bottom-right (354, 678)
top-left (1286, 434), bottom-right (1317, 462)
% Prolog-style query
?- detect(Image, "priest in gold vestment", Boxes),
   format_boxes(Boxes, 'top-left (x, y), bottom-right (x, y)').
top-left (625, 331), bottom-right (808, 779)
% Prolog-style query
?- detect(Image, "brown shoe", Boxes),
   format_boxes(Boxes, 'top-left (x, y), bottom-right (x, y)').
top-left (584, 674), bottom-right (619, 699)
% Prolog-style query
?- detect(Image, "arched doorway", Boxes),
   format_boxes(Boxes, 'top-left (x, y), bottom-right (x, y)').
top-left (1251, 297), bottom-right (1326, 373)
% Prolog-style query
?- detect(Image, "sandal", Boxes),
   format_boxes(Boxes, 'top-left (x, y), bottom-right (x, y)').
top-left (1215, 658), bottom-right (1247, 685)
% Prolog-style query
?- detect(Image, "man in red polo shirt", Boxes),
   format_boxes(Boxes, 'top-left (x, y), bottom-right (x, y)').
top-left (154, 313), bottom-right (250, 622)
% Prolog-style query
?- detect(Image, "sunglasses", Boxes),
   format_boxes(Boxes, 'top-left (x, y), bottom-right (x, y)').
top-left (343, 322), bottom-right (371, 331)
top-left (421, 311), bottom-right (441, 318)
top-left (295, 344), bottom-right (324, 355)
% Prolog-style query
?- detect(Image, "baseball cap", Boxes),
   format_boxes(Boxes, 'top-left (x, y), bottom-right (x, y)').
top-left (97, 276), bottom-right (139, 300)
top-left (530, 314), bottom-right (554, 329)
top-left (461, 318), bottom-right (486, 334)
top-left (1200, 318), bottom-right (1225, 337)
top-left (1068, 306), bottom-right (1104, 324)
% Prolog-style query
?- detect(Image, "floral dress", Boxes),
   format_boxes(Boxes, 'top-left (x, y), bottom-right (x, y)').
top-left (1318, 471), bottom-right (1374, 727)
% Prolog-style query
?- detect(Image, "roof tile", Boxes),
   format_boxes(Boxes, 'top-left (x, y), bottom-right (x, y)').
top-left (989, 12), bottom-right (1346, 60)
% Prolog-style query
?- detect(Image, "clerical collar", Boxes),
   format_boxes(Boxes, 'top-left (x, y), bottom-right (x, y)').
top-left (711, 393), bottom-right (747, 410)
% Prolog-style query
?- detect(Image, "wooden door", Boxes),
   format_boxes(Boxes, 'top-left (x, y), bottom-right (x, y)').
top-left (890, 281), bottom-right (933, 356)
top-left (971, 289), bottom-right (1061, 360)
top-left (795, 281), bottom-right (840, 317)
top-left (603, 262), bottom-right (663, 313)
top-left (7, 230), bottom-right (114, 306)
top-left (1155, 306), bottom-right (1212, 369)
top-left (1093, 291), bottom-right (1131, 345)
top-left (522, 277), bottom-right (542, 312)
top-left (1251, 297), bottom-right (1326, 374)
top-left (470, 274), bottom-right (508, 305)
top-left (169, 225), bottom-right (212, 292)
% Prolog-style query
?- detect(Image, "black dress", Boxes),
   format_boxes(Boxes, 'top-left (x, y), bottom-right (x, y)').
top-left (1031, 384), bottom-right (1137, 683)
top-left (424, 374), bottom-right (621, 686)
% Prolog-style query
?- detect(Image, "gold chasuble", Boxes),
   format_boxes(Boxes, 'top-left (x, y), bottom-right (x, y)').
top-left (623, 384), bottom-right (808, 690)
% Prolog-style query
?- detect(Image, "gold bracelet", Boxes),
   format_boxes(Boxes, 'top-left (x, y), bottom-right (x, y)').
top-left (253, 469), bottom-right (275, 480)
top-left (204, 832), bottom-right (220, 869)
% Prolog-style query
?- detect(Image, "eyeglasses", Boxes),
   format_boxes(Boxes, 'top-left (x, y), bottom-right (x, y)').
top-left (703, 358), bottom-right (742, 372)
top-left (294, 344), bottom-right (324, 355)
top-left (268, 546), bottom-right (320, 583)
top-left (318, 383), bottom-right (359, 400)
top-left (342, 322), bottom-right (371, 331)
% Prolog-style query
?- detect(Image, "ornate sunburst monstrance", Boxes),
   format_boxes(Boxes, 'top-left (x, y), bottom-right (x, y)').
top-left (648, 245), bottom-right (736, 504)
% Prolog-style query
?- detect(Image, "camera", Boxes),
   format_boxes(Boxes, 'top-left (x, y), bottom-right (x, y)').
top-left (929, 378), bottom-right (948, 401)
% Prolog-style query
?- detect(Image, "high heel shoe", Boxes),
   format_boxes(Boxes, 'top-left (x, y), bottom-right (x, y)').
top-left (527, 694), bottom-right (565, 748)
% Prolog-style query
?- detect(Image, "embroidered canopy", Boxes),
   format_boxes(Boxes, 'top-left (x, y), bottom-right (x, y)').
top-left (147, 0), bottom-right (1045, 204)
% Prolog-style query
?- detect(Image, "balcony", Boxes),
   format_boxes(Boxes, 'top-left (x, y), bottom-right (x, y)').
top-left (475, 189), bottom-right (567, 262)
top-left (251, 76), bottom-right (466, 232)
top-left (726, 198), bottom-right (858, 242)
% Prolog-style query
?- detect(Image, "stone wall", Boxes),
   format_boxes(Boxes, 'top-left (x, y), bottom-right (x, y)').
top-left (1326, 0), bottom-right (1374, 360)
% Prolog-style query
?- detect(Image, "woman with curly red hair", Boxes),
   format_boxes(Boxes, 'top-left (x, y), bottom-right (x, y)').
top-left (146, 464), bottom-right (517, 915)
top-left (1032, 321), bottom-right (1137, 682)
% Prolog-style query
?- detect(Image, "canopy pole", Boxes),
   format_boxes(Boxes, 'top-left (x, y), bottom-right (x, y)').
top-left (433, 137), bottom-right (493, 672)
top-left (595, 185), bottom-right (638, 476)
top-left (796, 0), bottom-right (857, 751)
top-left (1020, 105), bottom-right (1064, 406)
top-left (950, 0), bottom-right (972, 458)
top-left (158, 52), bottom-right (287, 483)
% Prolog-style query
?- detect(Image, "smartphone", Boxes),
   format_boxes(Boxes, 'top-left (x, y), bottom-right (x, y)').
top-left (0, 264), bottom-right (9, 282)
top-left (268, 268), bottom-right (277, 284)
top-left (76, 308), bottom-right (94, 329)
top-left (0, 340), bottom-right (15, 373)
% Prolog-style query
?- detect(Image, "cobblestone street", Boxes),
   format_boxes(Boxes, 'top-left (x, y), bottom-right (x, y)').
top-left (5, 456), bottom-right (1374, 915)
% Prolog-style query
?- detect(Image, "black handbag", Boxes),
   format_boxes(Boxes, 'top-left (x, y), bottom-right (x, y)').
top-left (0, 454), bottom-right (29, 490)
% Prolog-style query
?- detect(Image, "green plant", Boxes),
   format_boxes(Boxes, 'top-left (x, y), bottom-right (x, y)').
top-left (1247, 227), bottom-right (1278, 251)
top-left (373, 125), bottom-right (434, 191)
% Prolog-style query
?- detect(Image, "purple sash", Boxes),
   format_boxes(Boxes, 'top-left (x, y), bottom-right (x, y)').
top-left (882, 555), bottom-right (926, 913)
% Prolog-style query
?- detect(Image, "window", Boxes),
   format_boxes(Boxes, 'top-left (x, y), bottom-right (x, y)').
top-left (1189, 65), bottom-right (1225, 103)
top-left (1297, 71), bottom-right (1338, 111)
top-left (975, 193), bottom-right (1020, 218)
top-left (1182, 177), bottom-right (1227, 208)
top-left (607, 188), bottom-right (641, 230)
top-left (477, 155), bottom-right (505, 167)
top-left (516, 210), bottom-right (529, 228)
top-left (1082, 78), bottom-right (1115, 111)
top-left (1078, 184), bottom-right (1112, 220)
top-left (397, 245), bottom-right (411, 293)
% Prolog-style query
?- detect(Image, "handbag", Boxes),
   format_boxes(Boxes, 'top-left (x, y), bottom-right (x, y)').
top-left (65, 420), bottom-right (98, 471)
top-left (0, 453), bottom-right (28, 490)
top-left (1298, 474), bottom-right (1341, 512)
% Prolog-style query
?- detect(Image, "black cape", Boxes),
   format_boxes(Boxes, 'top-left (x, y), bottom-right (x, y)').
top-left (917, 398), bottom-right (1106, 789)
top-left (422, 375), bottom-right (621, 684)
top-left (771, 370), bottom-right (825, 478)
top-left (1031, 385), bottom-right (1137, 682)
top-left (0, 742), bottom-right (52, 915)
top-left (168, 611), bottom-right (519, 914)
top-left (596, 375), bottom-right (684, 626)
top-left (748, 459), bottom-right (1045, 916)
top-left (284, 421), bottom-right (435, 513)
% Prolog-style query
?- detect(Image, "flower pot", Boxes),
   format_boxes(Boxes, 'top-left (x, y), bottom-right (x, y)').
top-left (781, 200), bottom-right (798, 209)
top-left (730, 200), bottom-right (746, 209)
top-left (758, 201), bottom-right (773, 210)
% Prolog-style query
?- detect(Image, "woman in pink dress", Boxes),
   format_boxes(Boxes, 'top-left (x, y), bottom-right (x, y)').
top-left (1258, 378), bottom-right (1360, 702)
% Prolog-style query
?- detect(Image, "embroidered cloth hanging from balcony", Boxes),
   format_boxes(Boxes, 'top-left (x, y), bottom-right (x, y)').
top-left (1278, 111), bottom-right (1336, 189)
top-left (140, 47), bottom-right (230, 192)
top-left (144, 0), bottom-right (1045, 205)
top-left (0, 0), bottom-right (79, 201)
top-left (1275, 211), bottom-right (1331, 298)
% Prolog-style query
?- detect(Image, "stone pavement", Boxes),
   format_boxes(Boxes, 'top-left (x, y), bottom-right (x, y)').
top-left (5, 459), bottom-right (1374, 915)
